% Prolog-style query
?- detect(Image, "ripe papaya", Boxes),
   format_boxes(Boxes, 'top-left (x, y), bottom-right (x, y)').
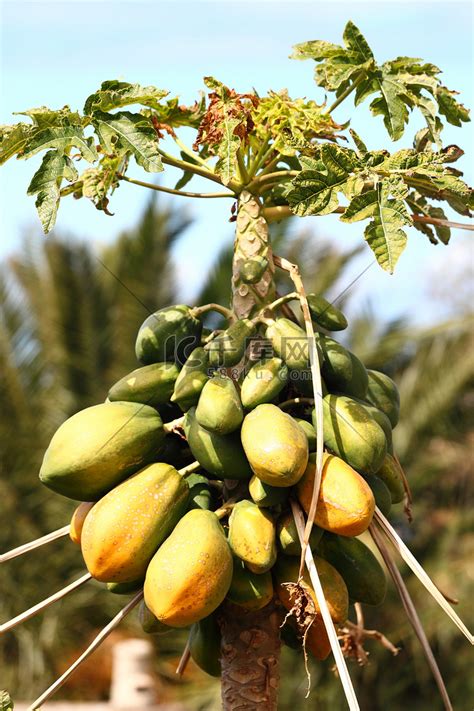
top-left (248, 475), bottom-right (289, 508)
top-left (375, 453), bottom-right (405, 504)
top-left (108, 362), bottom-right (179, 407)
top-left (366, 369), bottom-right (400, 427)
top-left (189, 614), bottom-right (221, 677)
top-left (69, 502), bottom-right (94, 545)
top-left (295, 419), bottom-right (317, 452)
top-left (318, 335), bottom-right (353, 391)
top-left (307, 293), bottom-right (348, 332)
top-left (171, 346), bottom-right (210, 412)
top-left (40, 402), bottom-right (164, 501)
top-left (340, 351), bottom-right (369, 400)
top-left (228, 500), bottom-right (277, 574)
top-left (206, 319), bottom-right (256, 368)
top-left (363, 474), bottom-right (392, 517)
top-left (239, 256), bottom-right (269, 284)
top-left (195, 374), bottom-right (243, 434)
top-left (138, 600), bottom-right (171, 635)
top-left (106, 580), bottom-right (143, 595)
top-left (297, 453), bottom-right (375, 537)
top-left (277, 511), bottom-right (323, 556)
top-left (135, 304), bottom-right (202, 366)
top-left (266, 318), bottom-right (311, 370)
top-left (185, 473), bottom-right (214, 511)
top-left (227, 557), bottom-right (274, 610)
top-left (318, 533), bottom-right (387, 606)
top-left (318, 394), bottom-right (387, 474)
top-left (81, 463), bottom-right (189, 583)
top-left (144, 510), bottom-right (233, 627)
top-left (184, 408), bottom-right (252, 480)
top-left (241, 404), bottom-right (309, 487)
top-left (240, 357), bottom-right (288, 409)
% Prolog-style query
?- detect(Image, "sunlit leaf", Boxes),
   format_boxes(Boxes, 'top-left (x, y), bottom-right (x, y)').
top-left (27, 150), bottom-right (78, 233)
top-left (92, 111), bottom-right (163, 172)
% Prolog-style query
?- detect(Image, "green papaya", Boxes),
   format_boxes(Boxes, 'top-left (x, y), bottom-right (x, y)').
top-left (318, 335), bottom-right (353, 390)
top-left (81, 463), bottom-right (189, 582)
top-left (363, 474), bottom-right (392, 517)
top-left (307, 294), bottom-right (348, 332)
top-left (40, 402), bottom-right (164, 500)
top-left (185, 473), bottom-right (214, 511)
top-left (135, 304), bottom-right (202, 366)
top-left (357, 401), bottom-right (393, 452)
top-left (138, 600), bottom-right (171, 635)
top-left (228, 500), bottom-right (277, 574)
top-left (227, 557), bottom-right (273, 610)
top-left (248, 475), bottom-right (289, 507)
top-left (189, 614), bottom-right (221, 677)
top-left (171, 346), bottom-right (210, 412)
top-left (318, 395), bottom-right (387, 475)
top-left (184, 408), bottom-right (252, 480)
top-left (339, 352), bottom-right (369, 400)
top-left (318, 533), bottom-right (387, 606)
top-left (289, 369), bottom-right (328, 398)
top-left (108, 362), bottom-right (179, 407)
top-left (206, 319), bottom-right (256, 368)
top-left (277, 511), bottom-right (323, 556)
top-left (241, 404), bottom-right (309, 487)
top-left (239, 256), bottom-right (269, 284)
top-left (195, 374), bottom-right (243, 434)
top-left (375, 453), bottom-right (405, 504)
top-left (295, 419), bottom-right (317, 451)
top-left (266, 318), bottom-right (310, 370)
top-left (366, 369), bottom-right (400, 428)
top-left (241, 357), bottom-right (288, 409)
top-left (144, 510), bottom-right (233, 627)
top-left (106, 580), bottom-right (143, 595)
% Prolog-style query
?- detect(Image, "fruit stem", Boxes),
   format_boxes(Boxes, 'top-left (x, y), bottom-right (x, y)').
top-left (264, 291), bottom-right (298, 313)
top-left (214, 500), bottom-right (237, 520)
top-left (192, 303), bottom-right (235, 320)
top-left (178, 461), bottom-right (201, 477)
top-left (175, 636), bottom-right (192, 676)
top-left (163, 416), bottom-right (185, 434)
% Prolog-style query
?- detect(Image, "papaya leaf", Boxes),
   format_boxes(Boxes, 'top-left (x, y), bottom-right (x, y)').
top-left (14, 105), bottom-right (82, 128)
top-left (27, 150), bottom-right (78, 232)
top-left (81, 153), bottom-right (123, 213)
top-left (84, 80), bottom-right (168, 115)
top-left (215, 116), bottom-right (241, 185)
top-left (408, 193), bottom-right (451, 245)
top-left (349, 127), bottom-right (368, 156)
top-left (287, 144), bottom-right (361, 216)
top-left (92, 111), bottom-right (163, 172)
top-left (363, 178), bottom-right (411, 273)
top-left (436, 85), bottom-right (471, 127)
top-left (0, 123), bottom-right (33, 164)
top-left (20, 125), bottom-right (98, 163)
top-left (366, 70), bottom-right (411, 141)
top-left (0, 691), bottom-right (13, 711)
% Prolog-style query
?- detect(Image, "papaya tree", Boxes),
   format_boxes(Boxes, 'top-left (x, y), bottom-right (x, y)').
top-left (1, 21), bottom-right (473, 711)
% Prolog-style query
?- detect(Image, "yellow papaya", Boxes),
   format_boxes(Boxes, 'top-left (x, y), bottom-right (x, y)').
top-left (144, 510), bottom-right (232, 627)
top-left (69, 502), bottom-right (94, 545)
top-left (189, 614), bottom-right (221, 677)
top-left (195, 373), bottom-right (243, 434)
top-left (375, 453), bottom-right (405, 504)
top-left (226, 557), bottom-right (274, 610)
top-left (81, 463), bottom-right (189, 583)
top-left (228, 500), bottom-right (277, 574)
top-left (240, 357), bottom-right (288, 409)
top-left (108, 362), bottom-right (179, 407)
top-left (297, 453), bottom-right (375, 536)
top-left (241, 404), bottom-right (309, 487)
top-left (277, 511), bottom-right (323, 556)
top-left (40, 402), bottom-right (164, 501)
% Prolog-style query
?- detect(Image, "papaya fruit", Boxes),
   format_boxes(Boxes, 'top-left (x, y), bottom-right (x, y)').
top-left (274, 555), bottom-right (349, 625)
top-left (108, 362), bottom-right (179, 407)
top-left (307, 293), bottom-right (348, 332)
top-left (69, 502), bottom-right (94, 545)
top-left (206, 319), bottom-right (256, 368)
top-left (184, 408), bottom-right (252, 480)
top-left (240, 357), bottom-right (288, 409)
top-left (248, 475), bottom-right (289, 508)
top-left (318, 335), bottom-right (353, 391)
top-left (189, 614), bottom-right (221, 677)
top-left (318, 533), bottom-right (387, 606)
top-left (340, 351), bottom-right (369, 400)
top-left (106, 580), bottom-right (143, 595)
top-left (195, 374), bottom-right (243, 434)
top-left (297, 453), bottom-right (375, 537)
top-left (289, 369), bottom-right (328, 398)
top-left (144, 509), bottom-right (233, 627)
top-left (138, 600), bottom-right (171, 635)
top-left (366, 369), bottom-right (400, 427)
top-left (317, 394), bottom-right (387, 475)
top-left (356, 401), bottom-right (393, 452)
top-left (227, 557), bottom-right (273, 610)
top-left (241, 404), bottom-right (309, 487)
top-left (266, 318), bottom-right (311, 370)
top-left (185, 473), bottom-right (214, 511)
top-left (363, 474), bottom-right (392, 517)
top-left (277, 511), bottom-right (323, 556)
top-left (171, 346), bottom-right (210, 412)
top-left (239, 256), bottom-right (269, 284)
top-left (228, 500), bottom-right (277, 574)
top-left (295, 419), bottom-right (317, 452)
top-left (81, 462), bottom-right (189, 583)
top-left (375, 453), bottom-right (405, 504)
top-left (135, 304), bottom-right (202, 366)
top-left (40, 402), bottom-right (164, 501)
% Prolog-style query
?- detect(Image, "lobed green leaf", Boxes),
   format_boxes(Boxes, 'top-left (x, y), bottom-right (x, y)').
top-left (84, 80), bottom-right (168, 115)
top-left (27, 150), bottom-right (78, 233)
top-left (92, 111), bottom-right (163, 172)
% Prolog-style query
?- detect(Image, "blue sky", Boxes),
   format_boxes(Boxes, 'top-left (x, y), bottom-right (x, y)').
top-left (1, 0), bottom-right (473, 325)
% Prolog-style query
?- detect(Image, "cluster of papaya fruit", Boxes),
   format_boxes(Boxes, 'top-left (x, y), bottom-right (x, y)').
top-left (39, 295), bottom-right (405, 676)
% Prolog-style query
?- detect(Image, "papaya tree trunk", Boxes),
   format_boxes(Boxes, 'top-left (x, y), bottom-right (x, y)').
top-left (219, 190), bottom-right (282, 710)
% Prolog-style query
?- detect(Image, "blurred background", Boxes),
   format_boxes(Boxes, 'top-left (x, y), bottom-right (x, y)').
top-left (0, 1), bottom-right (473, 710)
